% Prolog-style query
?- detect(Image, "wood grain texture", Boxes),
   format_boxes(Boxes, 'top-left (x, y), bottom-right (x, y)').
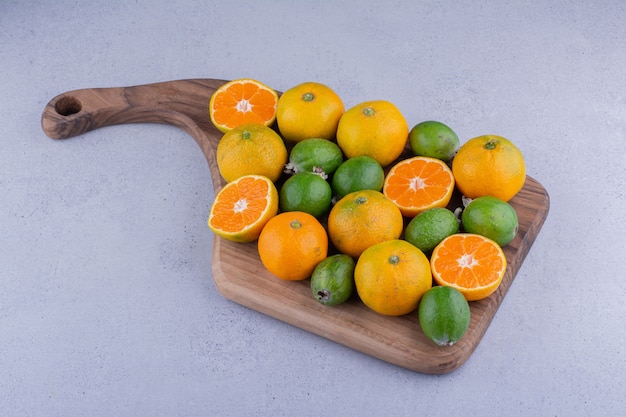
top-left (42, 78), bottom-right (550, 374)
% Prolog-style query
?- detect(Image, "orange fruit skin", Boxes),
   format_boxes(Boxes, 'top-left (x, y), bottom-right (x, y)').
top-left (209, 79), bottom-right (278, 133)
top-left (257, 211), bottom-right (328, 281)
top-left (208, 175), bottom-right (279, 243)
top-left (355, 240), bottom-right (432, 316)
top-left (276, 82), bottom-right (344, 143)
top-left (430, 233), bottom-right (507, 301)
top-left (451, 135), bottom-right (526, 202)
top-left (383, 156), bottom-right (456, 217)
top-left (327, 190), bottom-right (404, 259)
top-left (336, 100), bottom-right (409, 168)
top-left (216, 123), bottom-right (288, 183)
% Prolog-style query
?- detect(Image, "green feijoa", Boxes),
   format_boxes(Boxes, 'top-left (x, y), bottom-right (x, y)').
top-left (404, 207), bottom-right (459, 254)
top-left (409, 120), bottom-right (460, 162)
top-left (418, 286), bottom-right (471, 347)
top-left (461, 195), bottom-right (519, 247)
top-left (284, 138), bottom-right (344, 179)
top-left (310, 254), bottom-right (356, 306)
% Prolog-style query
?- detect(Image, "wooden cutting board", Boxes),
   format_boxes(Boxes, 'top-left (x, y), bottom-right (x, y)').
top-left (41, 78), bottom-right (550, 374)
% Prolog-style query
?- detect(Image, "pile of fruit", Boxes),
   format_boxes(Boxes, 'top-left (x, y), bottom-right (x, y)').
top-left (207, 79), bottom-right (526, 347)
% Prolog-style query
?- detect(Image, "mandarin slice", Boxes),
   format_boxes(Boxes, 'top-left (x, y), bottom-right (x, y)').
top-left (207, 175), bottom-right (278, 243)
top-left (209, 79), bottom-right (278, 133)
top-left (383, 156), bottom-right (455, 218)
top-left (430, 233), bottom-right (507, 301)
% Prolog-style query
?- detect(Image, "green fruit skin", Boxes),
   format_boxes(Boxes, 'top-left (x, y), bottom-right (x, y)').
top-left (331, 155), bottom-right (385, 199)
top-left (310, 254), bottom-right (356, 306)
top-left (279, 172), bottom-right (332, 218)
top-left (461, 195), bottom-right (519, 247)
top-left (404, 207), bottom-right (459, 254)
top-left (286, 138), bottom-right (344, 177)
top-left (409, 121), bottom-right (460, 162)
top-left (418, 286), bottom-right (471, 347)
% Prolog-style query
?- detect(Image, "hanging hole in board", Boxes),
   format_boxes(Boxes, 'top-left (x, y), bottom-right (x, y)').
top-left (54, 96), bottom-right (82, 116)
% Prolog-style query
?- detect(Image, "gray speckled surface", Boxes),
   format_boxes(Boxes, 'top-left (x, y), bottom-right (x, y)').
top-left (2, 1), bottom-right (625, 415)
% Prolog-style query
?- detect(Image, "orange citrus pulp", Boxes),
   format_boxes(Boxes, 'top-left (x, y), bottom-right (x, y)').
top-left (207, 175), bottom-right (278, 243)
top-left (209, 79), bottom-right (278, 133)
top-left (383, 156), bottom-right (455, 217)
top-left (430, 233), bottom-right (507, 301)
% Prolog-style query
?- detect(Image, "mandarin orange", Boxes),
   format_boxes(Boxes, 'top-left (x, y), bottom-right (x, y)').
top-left (216, 123), bottom-right (288, 183)
top-left (327, 190), bottom-right (403, 258)
top-left (452, 135), bottom-right (526, 201)
top-left (276, 82), bottom-right (344, 143)
top-left (257, 211), bottom-right (328, 281)
top-left (355, 240), bottom-right (432, 316)
top-left (336, 100), bottom-right (408, 167)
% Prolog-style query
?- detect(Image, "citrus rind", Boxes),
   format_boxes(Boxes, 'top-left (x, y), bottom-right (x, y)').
top-left (207, 175), bottom-right (278, 243)
top-left (430, 233), bottom-right (507, 301)
top-left (209, 78), bottom-right (278, 133)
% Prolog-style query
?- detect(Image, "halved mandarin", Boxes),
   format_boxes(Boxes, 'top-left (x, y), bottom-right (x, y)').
top-left (430, 233), bottom-right (507, 301)
top-left (209, 79), bottom-right (278, 133)
top-left (383, 156), bottom-right (455, 217)
top-left (208, 175), bottom-right (279, 243)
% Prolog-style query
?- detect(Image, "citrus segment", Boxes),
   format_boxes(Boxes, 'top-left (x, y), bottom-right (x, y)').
top-left (208, 175), bottom-right (278, 243)
top-left (258, 211), bottom-right (328, 281)
top-left (209, 79), bottom-right (278, 133)
top-left (430, 233), bottom-right (507, 301)
top-left (383, 156), bottom-right (455, 217)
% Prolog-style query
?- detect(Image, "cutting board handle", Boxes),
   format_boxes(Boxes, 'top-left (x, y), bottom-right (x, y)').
top-left (41, 78), bottom-right (229, 188)
top-left (41, 79), bottom-right (227, 139)
top-left (42, 85), bottom-right (129, 140)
